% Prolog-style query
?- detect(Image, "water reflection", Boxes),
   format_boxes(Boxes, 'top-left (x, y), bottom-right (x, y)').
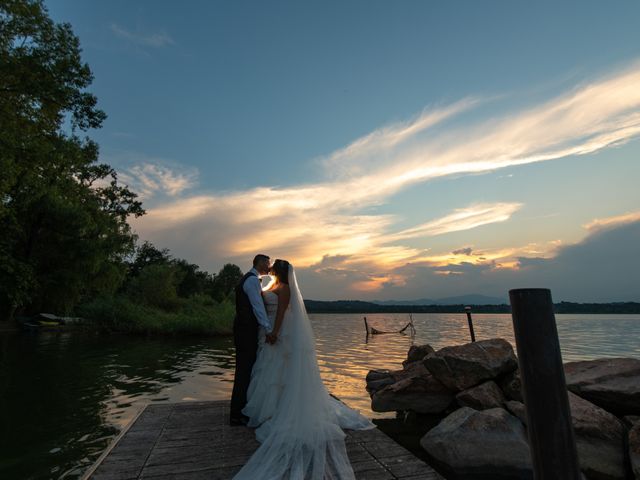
top-left (0, 313), bottom-right (638, 479)
top-left (312, 313), bottom-right (640, 417)
top-left (0, 332), bottom-right (236, 479)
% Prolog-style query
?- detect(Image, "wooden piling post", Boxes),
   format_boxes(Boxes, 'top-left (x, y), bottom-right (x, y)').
top-left (464, 306), bottom-right (476, 342)
top-left (509, 288), bottom-right (581, 480)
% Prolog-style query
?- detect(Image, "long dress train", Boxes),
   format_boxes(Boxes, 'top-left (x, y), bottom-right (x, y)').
top-left (233, 266), bottom-right (374, 480)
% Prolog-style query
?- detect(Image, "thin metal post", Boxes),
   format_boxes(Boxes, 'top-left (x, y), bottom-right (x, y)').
top-left (464, 306), bottom-right (476, 342)
top-left (509, 288), bottom-right (581, 480)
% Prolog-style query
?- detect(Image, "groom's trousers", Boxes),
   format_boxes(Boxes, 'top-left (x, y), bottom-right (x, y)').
top-left (230, 321), bottom-right (258, 418)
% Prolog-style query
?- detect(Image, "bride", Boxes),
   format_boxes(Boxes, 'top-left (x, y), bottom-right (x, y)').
top-left (233, 259), bottom-right (375, 480)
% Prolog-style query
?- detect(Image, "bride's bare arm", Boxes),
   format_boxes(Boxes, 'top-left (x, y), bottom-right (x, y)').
top-left (272, 285), bottom-right (291, 337)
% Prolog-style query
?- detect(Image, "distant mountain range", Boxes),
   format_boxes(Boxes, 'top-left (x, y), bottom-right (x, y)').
top-left (372, 294), bottom-right (508, 306)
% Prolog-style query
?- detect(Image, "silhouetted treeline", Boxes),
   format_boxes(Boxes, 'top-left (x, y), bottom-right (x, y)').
top-left (122, 241), bottom-right (243, 308)
top-left (304, 300), bottom-right (640, 314)
top-left (71, 242), bottom-right (243, 334)
top-left (553, 301), bottom-right (640, 314)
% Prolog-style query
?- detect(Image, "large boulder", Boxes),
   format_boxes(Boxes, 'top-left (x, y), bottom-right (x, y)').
top-left (629, 421), bottom-right (640, 479)
top-left (456, 380), bottom-right (506, 410)
top-left (424, 338), bottom-right (518, 391)
top-left (504, 400), bottom-right (527, 425)
top-left (499, 369), bottom-right (523, 402)
top-left (568, 392), bottom-right (627, 480)
top-left (403, 344), bottom-right (436, 366)
top-left (512, 392), bottom-right (627, 479)
top-left (365, 369), bottom-right (396, 393)
top-left (366, 360), bottom-right (432, 394)
top-left (564, 357), bottom-right (640, 415)
top-left (420, 407), bottom-right (532, 479)
top-left (371, 374), bottom-right (454, 414)
top-left (393, 359), bottom-right (430, 381)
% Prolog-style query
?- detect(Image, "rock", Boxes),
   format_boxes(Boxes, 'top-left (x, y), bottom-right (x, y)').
top-left (568, 392), bottom-right (627, 480)
top-left (424, 338), bottom-right (518, 391)
top-left (366, 369), bottom-right (392, 382)
top-left (420, 407), bottom-right (532, 478)
top-left (394, 359), bottom-right (430, 381)
top-left (629, 422), bottom-right (640, 479)
top-left (366, 376), bottom-right (396, 394)
top-left (367, 358), bottom-right (434, 395)
top-left (513, 392), bottom-right (626, 479)
top-left (504, 400), bottom-right (527, 425)
top-left (371, 374), bottom-right (454, 414)
top-left (564, 357), bottom-right (640, 415)
top-left (366, 369), bottom-right (396, 394)
top-left (499, 369), bottom-right (523, 401)
top-left (624, 415), bottom-right (640, 428)
top-left (403, 344), bottom-right (436, 366)
top-left (456, 380), bottom-right (506, 410)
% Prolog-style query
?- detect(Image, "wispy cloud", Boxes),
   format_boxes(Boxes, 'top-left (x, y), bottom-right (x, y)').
top-left (321, 97), bottom-right (482, 176)
top-left (120, 163), bottom-right (197, 199)
top-left (110, 23), bottom-right (175, 48)
top-left (584, 211), bottom-right (640, 232)
top-left (387, 203), bottom-right (523, 240)
top-left (131, 60), bottom-right (640, 295)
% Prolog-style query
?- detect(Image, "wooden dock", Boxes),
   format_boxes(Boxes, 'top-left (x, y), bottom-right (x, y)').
top-left (82, 400), bottom-right (443, 480)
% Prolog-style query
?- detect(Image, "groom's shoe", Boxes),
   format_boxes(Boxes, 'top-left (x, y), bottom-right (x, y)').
top-left (229, 414), bottom-right (250, 427)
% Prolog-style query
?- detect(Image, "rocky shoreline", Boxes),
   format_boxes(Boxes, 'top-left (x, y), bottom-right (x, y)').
top-left (366, 338), bottom-right (640, 479)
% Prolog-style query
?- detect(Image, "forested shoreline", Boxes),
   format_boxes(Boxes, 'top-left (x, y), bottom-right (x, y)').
top-left (304, 300), bottom-right (640, 315)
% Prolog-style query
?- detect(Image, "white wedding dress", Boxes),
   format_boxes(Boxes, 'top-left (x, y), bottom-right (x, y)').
top-left (234, 265), bottom-right (374, 480)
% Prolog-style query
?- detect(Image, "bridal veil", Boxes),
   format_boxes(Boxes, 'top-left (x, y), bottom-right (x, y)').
top-left (233, 265), bottom-right (374, 480)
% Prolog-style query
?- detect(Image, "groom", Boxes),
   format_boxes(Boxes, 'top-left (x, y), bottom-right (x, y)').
top-left (229, 253), bottom-right (272, 426)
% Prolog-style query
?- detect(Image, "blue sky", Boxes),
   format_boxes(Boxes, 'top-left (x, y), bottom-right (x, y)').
top-left (47, 1), bottom-right (640, 301)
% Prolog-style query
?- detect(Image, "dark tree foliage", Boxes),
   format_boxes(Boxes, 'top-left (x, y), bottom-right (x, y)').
top-left (173, 259), bottom-right (215, 298)
top-left (211, 263), bottom-right (243, 301)
top-left (127, 241), bottom-right (171, 278)
top-left (123, 241), bottom-right (241, 304)
top-left (0, 0), bottom-right (144, 318)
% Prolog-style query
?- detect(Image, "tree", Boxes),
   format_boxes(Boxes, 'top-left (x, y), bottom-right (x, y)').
top-left (173, 258), bottom-right (214, 298)
top-left (212, 264), bottom-right (244, 301)
top-left (128, 241), bottom-right (171, 278)
top-left (126, 264), bottom-right (184, 311)
top-left (0, 1), bottom-right (144, 318)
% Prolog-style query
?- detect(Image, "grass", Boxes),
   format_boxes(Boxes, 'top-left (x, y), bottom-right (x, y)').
top-left (76, 294), bottom-right (235, 336)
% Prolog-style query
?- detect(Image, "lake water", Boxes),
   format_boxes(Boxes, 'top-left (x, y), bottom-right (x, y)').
top-left (1, 313), bottom-right (639, 479)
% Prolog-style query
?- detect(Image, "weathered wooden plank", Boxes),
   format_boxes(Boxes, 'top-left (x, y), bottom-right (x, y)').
top-left (354, 464), bottom-right (396, 480)
top-left (351, 458), bottom-right (389, 476)
top-left (85, 400), bottom-right (441, 480)
top-left (91, 468), bottom-right (141, 480)
top-left (140, 465), bottom-right (241, 480)
top-left (362, 439), bottom-right (412, 459)
top-left (400, 473), bottom-right (445, 480)
top-left (379, 454), bottom-right (437, 477)
top-left (345, 444), bottom-right (375, 463)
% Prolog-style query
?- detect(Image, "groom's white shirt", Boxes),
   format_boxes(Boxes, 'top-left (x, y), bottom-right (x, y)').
top-left (243, 267), bottom-right (272, 331)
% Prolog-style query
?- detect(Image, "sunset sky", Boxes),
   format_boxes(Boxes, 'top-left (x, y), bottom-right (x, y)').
top-left (47, 1), bottom-right (640, 302)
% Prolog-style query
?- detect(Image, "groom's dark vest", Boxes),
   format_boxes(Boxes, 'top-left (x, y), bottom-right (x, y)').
top-left (234, 271), bottom-right (259, 330)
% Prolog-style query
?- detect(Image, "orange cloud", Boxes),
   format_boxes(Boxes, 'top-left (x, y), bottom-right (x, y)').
top-left (584, 211), bottom-right (640, 232)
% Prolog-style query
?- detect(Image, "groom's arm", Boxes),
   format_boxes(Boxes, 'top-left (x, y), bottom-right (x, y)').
top-left (243, 276), bottom-right (271, 331)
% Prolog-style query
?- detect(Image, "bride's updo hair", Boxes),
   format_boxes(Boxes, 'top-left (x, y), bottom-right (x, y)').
top-left (270, 259), bottom-right (290, 285)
